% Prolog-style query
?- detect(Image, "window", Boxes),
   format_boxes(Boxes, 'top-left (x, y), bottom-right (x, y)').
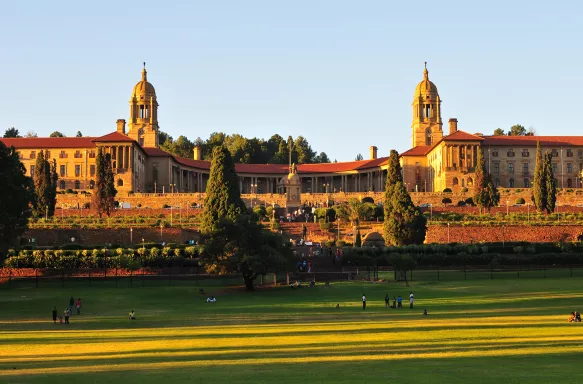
top-left (59, 151), bottom-right (67, 159)
top-left (467, 177), bottom-right (474, 186)
top-left (59, 180), bottom-right (65, 190)
top-left (552, 163), bottom-right (558, 173)
top-left (89, 180), bottom-right (95, 189)
top-left (552, 149), bottom-right (558, 157)
top-left (494, 178), bottom-right (500, 187)
top-left (452, 177), bottom-right (459, 186)
top-left (568, 163), bottom-right (573, 173)
top-left (508, 163), bottom-right (514, 174)
top-left (567, 178), bottom-right (573, 188)
top-left (45, 150), bottom-right (51, 158)
top-left (30, 151), bottom-right (36, 159)
top-left (90, 165), bottom-right (95, 176)
top-left (507, 150), bottom-right (515, 157)
top-left (75, 165), bottom-right (81, 177)
top-left (509, 178), bottom-right (515, 188)
top-left (579, 150), bottom-right (583, 158)
top-left (59, 165), bottom-right (66, 177)
top-left (522, 149), bottom-right (529, 157)
top-left (74, 150), bottom-right (82, 158)
top-left (30, 165), bottom-right (35, 177)
top-left (425, 129), bottom-right (432, 146)
top-left (567, 149), bottom-right (573, 157)
top-left (17, 151), bottom-right (22, 159)
top-left (74, 180), bottom-right (80, 189)
top-left (522, 163), bottom-right (528, 175)
top-left (493, 162), bottom-right (500, 175)
top-left (492, 150), bottom-right (499, 157)
top-left (523, 178), bottom-right (529, 188)
top-left (89, 150), bottom-right (96, 158)
top-left (117, 179), bottom-right (124, 187)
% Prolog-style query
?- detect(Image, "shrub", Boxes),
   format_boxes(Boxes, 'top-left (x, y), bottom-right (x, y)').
top-left (461, 187), bottom-right (468, 193)
top-left (324, 240), bottom-right (335, 247)
top-left (83, 202), bottom-right (90, 209)
top-left (443, 188), bottom-right (452, 193)
top-left (457, 200), bottom-right (466, 207)
top-left (336, 240), bottom-right (346, 247)
top-left (162, 204), bottom-right (170, 209)
top-left (515, 197), bottom-right (526, 204)
top-left (464, 197), bottom-right (474, 206)
top-left (66, 189), bottom-right (74, 194)
top-left (442, 197), bottom-right (452, 206)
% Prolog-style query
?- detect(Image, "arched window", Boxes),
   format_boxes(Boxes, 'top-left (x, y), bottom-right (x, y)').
top-left (461, 178), bottom-right (465, 187)
top-left (452, 177), bottom-right (459, 186)
top-left (425, 128), bottom-right (432, 146)
top-left (74, 180), bottom-right (80, 189)
top-left (509, 178), bottom-right (515, 188)
top-left (523, 178), bottom-right (529, 188)
top-left (59, 180), bottom-right (65, 190)
top-left (117, 179), bottom-right (124, 187)
top-left (467, 177), bottom-right (474, 186)
top-left (89, 180), bottom-right (95, 189)
top-left (567, 178), bottom-right (573, 188)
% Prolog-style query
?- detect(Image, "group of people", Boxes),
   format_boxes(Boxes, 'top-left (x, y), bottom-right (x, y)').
top-left (568, 311), bottom-right (581, 322)
top-left (383, 292), bottom-right (415, 309)
top-left (52, 296), bottom-right (82, 324)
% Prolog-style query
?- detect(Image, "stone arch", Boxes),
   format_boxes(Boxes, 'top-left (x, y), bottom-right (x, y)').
top-left (452, 177), bottom-right (459, 186)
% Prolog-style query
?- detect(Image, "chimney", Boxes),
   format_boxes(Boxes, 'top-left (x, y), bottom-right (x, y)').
top-left (116, 119), bottom-right (126, 134)
top-left (448, 118), bottom-right (458, 135)
top-left (193, 146), bottom-right (202, 160)
top-left (369, 146), bottom-right (378, 160)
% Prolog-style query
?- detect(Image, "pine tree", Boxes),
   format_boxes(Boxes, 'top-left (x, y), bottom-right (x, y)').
top-left (354, 229), bottom-right (362, 247)
top-left (543, 152), bottom-right (556, 214)
top-left (200, 146), bottom-right (247, 234)
top-left (48, 159), bottom-right (58, 217)
top-left (383, 149), bottom-right (403, 219)
top-left (32, 150), bottom-right (49, 217)
top-left (532, 142), bottom-right (547, 212)
top-left (93, 149), bottom-right (117, 217)
top-left (383, 181), bottom-right (427, 246)
top-left (473, 149), bottom-right (499, 213)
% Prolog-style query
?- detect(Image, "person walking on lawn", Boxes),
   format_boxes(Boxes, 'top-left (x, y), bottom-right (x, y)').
top-left (362, 294), bottom-right (367, 310)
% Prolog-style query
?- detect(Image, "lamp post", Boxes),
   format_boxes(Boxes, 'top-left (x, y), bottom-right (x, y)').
top-left (506, 200), bottom-right (509, 216)
top-left (251, 183), bottom-right (257, 207)
top-left (142, 237), bottom-right (145, 250)
top-left (160, 223), bottom-right (163, 241)
top-left (527, 203), bottom-right (530, 222)
top-left (447, 222), bottom-right (450, 243)
top-left (130, 228), bottom-right (133, 244)
top-left (170, 205), bottom-right (173, 227)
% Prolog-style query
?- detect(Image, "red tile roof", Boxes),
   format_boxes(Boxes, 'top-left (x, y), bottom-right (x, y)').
top-left (0, 137), bottom-right (97, 149)
top-left (482, 135), bottom-right (583, 146)
top-left (142, 147), bottom-right (173, 157)
top-left (298, 157), bottom-right (389, 173)
top-left (442, 131), bottom-right (484, 142)
top-left (401, 146), bottom-right (432, 156)
top-left (92, 132), bottom-right (136, 143)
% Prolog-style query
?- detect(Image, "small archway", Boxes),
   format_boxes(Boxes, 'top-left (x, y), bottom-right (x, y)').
top-left (452, 177), bottom-right (459, 186)
top-left (74, 180), bottom-right (80, 189)
top-left (567, 178), bottom-right (573, 188)
top-left (523, 178), bottom-right (529, 188)
top-left (117, 179), bottom-right (124, 187)
top-left (425, 128), bottom-right (432, 146)
top-left (59, 180), bottom-right (65, 190)
top-left (509, 178), bottom-right (515, 188)
top-left (89, 180), bottom-right (95, 189)
top-left (467, 177), bottom-right (474, 186)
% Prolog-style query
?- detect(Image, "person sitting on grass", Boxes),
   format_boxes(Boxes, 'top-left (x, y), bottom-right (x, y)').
top-left (575, 311), bottom-right (582, 322)
top-left (199, 288), bottom-right (205, 295)
top-left (423, 309), bottom-right (428, 316)
top-left (206, 296), bottom-right (217, 303)
top-left (324, 281), bottom-right (330, 288)
top-left (129, 310), bottom-right (136, 320)
top-left (568, 312), bottom-right (576, 322)
top-left (309, 280), bottom-right (315, 288)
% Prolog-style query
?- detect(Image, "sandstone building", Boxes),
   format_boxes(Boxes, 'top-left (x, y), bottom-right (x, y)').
top-left (1, 65), bottom-right (581, 197)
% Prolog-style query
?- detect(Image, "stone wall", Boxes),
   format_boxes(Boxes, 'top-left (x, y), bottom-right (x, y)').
top-left (425, 225), bottom-right (582, 244)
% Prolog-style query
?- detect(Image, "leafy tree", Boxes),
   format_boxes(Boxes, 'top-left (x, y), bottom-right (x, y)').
top-left (76, 131), bottom-right (83, 137)
top-left (388, 253), bottom-right (417, 285)
top-left (3, 127), bottom-right (21, 138)
top-left (473, 149), bottom-right (500, 213)
top-left (199, 215), bottom-right (292, 291)
top-left (32, 151), bottom-right (57, 218)
top-left (508, 124), bottom-right (526, 136)
top-left (92, 149), bottom-right (117, 217)
top-left (543, 152), bottom-right (556, 213)
top-left (335, 198), bottom-right (374, 227)
top-left (200, 146), bottom-right (246, 234)
top-left (294, 136), bottom-right (316, 164)
top-left (532, 142), bottom-right (547, 213)
top-left (493, 128), bottom-right (505, 136)
top-left (49, 131), bottom-right (65, 138)
top-left (526, 126), bottom-right (537, 136)
top-left (355, 153), bottom-right (364, 161)
top-left (314, 152), bottom-right (330, 163)
top-left (0, 141), bottom-right (34, 251)
top-left (383, 181), bottom-right (427, 246)
top-left (25, 131), bottom-right (38, 138)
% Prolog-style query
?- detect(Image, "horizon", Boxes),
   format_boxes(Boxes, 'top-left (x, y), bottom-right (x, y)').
top-left (1, 1), bottom-right (581, 161)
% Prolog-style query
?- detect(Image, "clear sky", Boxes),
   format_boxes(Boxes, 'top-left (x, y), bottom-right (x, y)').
top-left (1, 0), bottom-right (581, 162)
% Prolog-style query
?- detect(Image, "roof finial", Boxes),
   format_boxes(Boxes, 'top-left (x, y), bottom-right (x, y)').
top-left (424, 61), bottom-right (427, 69)
top-left (141, 62), bottom-right (147, 81)
top-left (423, 62), bottom-right (429, 80)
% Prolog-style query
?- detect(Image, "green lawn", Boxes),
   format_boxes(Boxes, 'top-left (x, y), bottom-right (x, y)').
top-left (1, 278), bottom-right (582, 383)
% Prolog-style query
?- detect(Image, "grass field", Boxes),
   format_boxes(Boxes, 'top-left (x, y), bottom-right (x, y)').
top-left (1, 278), bottom-right (582, 383)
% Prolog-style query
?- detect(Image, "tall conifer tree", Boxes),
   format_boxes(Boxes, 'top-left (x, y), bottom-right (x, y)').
top-left (473, 149), bottom-right (499, 213)
top-left (383, 181), bottom-right (427, 246)
top-left (200, 146), bottom-right (246, 233)
top-left (532, 142), bottom-right (547, 212)
top-left (543, 152), bottom-right (556, 214)
top-left (32, 150), bottom-right (57, 218)
top-left (93, 149), bottom-right (117, 217)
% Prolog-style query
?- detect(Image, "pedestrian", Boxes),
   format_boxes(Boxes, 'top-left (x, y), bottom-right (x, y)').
top-left (362, 294), bottom-right (366, 310)
top-left (52, 306), bottom-right (57, 324)
top-left (76, 298), bottom-right (82, 315)
top-left (64, 308), bottom-right (70, 324)
top-left (397, 295), bottom-right (402, 308)
top-left (69, 296), bottom-right (74, 313)
top-left (392, 296), bottom-right (397, 308)
top-left (384, 293), bottom-right (389, 308)
top-left (409, 292), bottom-right (414, 309)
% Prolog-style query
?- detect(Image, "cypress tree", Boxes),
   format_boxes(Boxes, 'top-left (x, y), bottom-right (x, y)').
top-left (48, 159), bottom-right (58, 217)
top-left (354, 229), bottom-right (362, 248)
top-left (93, 149), bottom-right (117, 217)
top-left (200, 146), bottom-right (246, 234)
top-left (32, 150), bottom-right (49, 217)
top-left (543, 152), bottom-right (556, 214)
top-left (383, 149), bottom-right (403, 219)
top-left (532, 142), bottom-right (547, 212)
top-left (383, 181), bottom-right (427, 246)
top-left (473, 149), bottom-right (499, 213)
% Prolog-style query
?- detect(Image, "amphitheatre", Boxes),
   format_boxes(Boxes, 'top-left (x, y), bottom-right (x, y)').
top-left (2, 63), bottom-right (583, 384)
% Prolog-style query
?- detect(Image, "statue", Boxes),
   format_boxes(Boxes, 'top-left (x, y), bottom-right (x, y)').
top-left (291, 163), bottom-right (297, 174)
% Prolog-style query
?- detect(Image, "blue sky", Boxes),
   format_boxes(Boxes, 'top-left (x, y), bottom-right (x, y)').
top-left (1, 1), bottom-right (581, 161)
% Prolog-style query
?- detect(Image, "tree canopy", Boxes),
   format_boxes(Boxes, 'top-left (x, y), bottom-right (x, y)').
top-left (3, 127), bottom-right (21, 138)
top-left (532, 142), bottom-right (546, 212)
top-left (158, 130), bottom-right (329, 165)
top-left (473, 149), bottom-right (499, 212)
top-left (49, 131), bottom-right (65, 138)
top-left (92, 150), bottom-right (117, 217)
top-left (76, 131), bottom-right (83, 137)
top-left (0, 141), bottom-right (34, 251)
top-left (32, 151), bottom-right (58, 218)
top-left (493, 128), bottom-right (505, 136)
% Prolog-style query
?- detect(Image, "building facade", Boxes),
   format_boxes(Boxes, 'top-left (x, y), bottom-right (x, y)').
top-left (2, 65), bottom-right (582, 199)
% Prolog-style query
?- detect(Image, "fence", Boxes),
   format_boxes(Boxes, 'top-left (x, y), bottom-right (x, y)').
top-left (2, 265), bottom-right (583, 289)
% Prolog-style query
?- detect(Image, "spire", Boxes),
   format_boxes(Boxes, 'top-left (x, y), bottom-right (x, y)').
top-left (423, 61), bottom-right (429, 80)
top-left (141, 62), bottom-right (147, 81)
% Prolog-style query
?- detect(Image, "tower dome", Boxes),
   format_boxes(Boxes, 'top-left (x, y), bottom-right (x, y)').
top-left (411, 63), bottom-right (443, 147)
top-left (414, 66), bottom-right (439, 98)
top-left (127, 63), bottom-right (159, 148)
top-left (132, 65), bottom-right (156, 98)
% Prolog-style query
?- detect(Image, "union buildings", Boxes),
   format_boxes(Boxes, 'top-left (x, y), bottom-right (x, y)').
top-left (2, 65), bottom-right (582, 197)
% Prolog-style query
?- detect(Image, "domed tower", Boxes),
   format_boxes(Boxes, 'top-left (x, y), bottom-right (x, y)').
top-left (127, 63), bottom-right (159, 147)
top-left (411, 63), bottom-right (442, 147)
